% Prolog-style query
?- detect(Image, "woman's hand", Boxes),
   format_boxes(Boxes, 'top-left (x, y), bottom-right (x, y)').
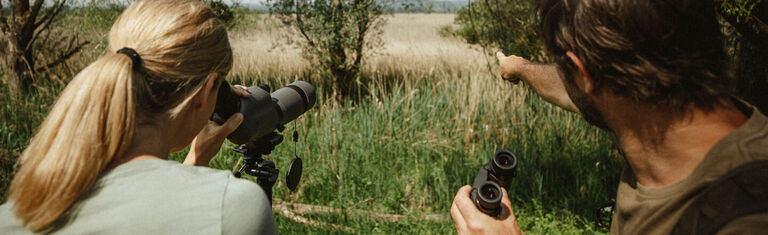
top-left (184, 84), bottom-right (251, 166)
top-left (451, 185), bottom-right (524, 235)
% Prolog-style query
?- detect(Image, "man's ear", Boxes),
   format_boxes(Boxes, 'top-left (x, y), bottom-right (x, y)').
top-left (192, 73), bottom-right (219, 111)
top-left (565, 51), bottom-right (595, 94)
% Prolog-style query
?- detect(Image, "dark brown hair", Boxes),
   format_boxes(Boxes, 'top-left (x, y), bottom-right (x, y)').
top-left (538, 0), bottom-right (731, 111)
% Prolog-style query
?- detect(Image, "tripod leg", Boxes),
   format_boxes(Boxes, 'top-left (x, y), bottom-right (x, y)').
top-left (257, 178), bottom-right (273, 204)
top-left (234, 163), bottom-right (247, 178)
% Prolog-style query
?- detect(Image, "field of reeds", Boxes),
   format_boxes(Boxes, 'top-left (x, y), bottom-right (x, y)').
top-left (0, 10), bottom-right (623, 234)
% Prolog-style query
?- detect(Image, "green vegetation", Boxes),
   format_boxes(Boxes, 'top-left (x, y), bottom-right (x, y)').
top-left (1, 8), bottom-right (622, 234)
top-left (450, 0), bottom-right (541, 60)
top-left (267, 0), bottom-right (391, 102)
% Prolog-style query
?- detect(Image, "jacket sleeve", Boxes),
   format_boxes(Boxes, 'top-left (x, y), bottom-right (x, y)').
top-left (716, 213), bottom-right (768, 235)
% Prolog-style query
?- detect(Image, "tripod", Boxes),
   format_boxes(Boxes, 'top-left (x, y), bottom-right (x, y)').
top-left (232, 132), bottom-right (284, 203)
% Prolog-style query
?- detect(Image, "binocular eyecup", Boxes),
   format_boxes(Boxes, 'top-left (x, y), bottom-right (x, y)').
top-left (470, 149), bottom-right (518, 217)
top-left (471, 181), bottom-right (503, 215)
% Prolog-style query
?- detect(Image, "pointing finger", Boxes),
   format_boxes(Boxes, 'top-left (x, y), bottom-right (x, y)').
top-left (496, 51), bottom-right (506, 61)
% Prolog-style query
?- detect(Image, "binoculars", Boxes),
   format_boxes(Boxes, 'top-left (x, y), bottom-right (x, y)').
top-left (470, 149), bottom-right (518, 217)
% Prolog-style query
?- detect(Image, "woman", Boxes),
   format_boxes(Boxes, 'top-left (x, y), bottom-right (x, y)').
top-left (0, 0), bottom-right (277, 234)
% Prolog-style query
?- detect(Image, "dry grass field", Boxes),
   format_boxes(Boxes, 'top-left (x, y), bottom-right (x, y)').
top-left (227, 14), bottom-right (533, 149)
top-left (229, 14), bottom-right (490, 80)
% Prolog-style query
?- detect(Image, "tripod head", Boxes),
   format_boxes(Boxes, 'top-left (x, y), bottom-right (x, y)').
top-left (232, 131), bottom-right (303, 203)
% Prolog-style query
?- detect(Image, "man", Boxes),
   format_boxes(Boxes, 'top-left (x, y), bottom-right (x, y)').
top-left (451, 0), bottom-right (768, 234)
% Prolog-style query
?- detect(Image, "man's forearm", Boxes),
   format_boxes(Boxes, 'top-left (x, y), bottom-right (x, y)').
top-left (519, 63), bottom-right (580, 114)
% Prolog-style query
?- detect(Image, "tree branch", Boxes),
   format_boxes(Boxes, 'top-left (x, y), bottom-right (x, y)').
top-left (0, 0), bottom-right (6, 27)
top-left (0, 6), bottom-right (8, 35)
top-left (26, 0), bottom-right (67, 55)
top-left (273, 200), bottom-right (449, 223)
top-left (32, 0), bottom-right (65, 44)
top-left (717, 0), bottom-right (768, 51)
top-left (293, 0), bottom-right (318, 49)
top-left (351, 1), bottom-right (369, 72)
top-left (29, 0), bottom-right (46, 22)
top-left (35, 0), bottom-right (66, 28)
top-left (35, 39), bottom-right (89, 72)
top-left (273, 202), bottom-right (356, 233)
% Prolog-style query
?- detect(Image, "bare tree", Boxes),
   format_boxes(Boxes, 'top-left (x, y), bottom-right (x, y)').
top-left (1, 0), bottom-right (89, 96)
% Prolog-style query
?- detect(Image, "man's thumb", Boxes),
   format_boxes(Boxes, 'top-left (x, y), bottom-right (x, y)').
top-left (496, 51), bottom-right (506, 61)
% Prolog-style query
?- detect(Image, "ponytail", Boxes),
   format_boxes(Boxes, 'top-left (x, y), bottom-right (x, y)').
top-left (9, 53), bottom-right (138, 231)
top-left (7, 0), bottom-right (233, 231)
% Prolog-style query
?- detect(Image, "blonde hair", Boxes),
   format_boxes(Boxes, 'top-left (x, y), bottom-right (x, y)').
top-left (8, 0), bottom-right (233, 231)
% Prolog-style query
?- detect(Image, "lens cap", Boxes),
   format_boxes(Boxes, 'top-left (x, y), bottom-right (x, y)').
top-left (286, 157), bottom-right (303, 191)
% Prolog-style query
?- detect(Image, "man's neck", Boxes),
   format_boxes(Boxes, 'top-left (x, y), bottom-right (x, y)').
top-left (606, 103), bottom-right (748, 188)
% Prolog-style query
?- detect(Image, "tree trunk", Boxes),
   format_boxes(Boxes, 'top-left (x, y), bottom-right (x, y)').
top-left (329, 0), bottom-right (349, 103)
top-left (332, 67), bottom-right (354, 103)
top-left (4, 0), bottom-right (39, 96)
top-left (6, 37), bottom-right (35, 95)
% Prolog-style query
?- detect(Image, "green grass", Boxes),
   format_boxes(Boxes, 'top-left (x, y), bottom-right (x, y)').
top-left (0, 9), bottom-right (623, 234)
top-left (1, 73), bottom-right (622, 234)
top-left (174, 72), bottom-right (622, 234)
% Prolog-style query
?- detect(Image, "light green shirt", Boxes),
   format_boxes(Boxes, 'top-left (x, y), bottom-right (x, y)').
top-left (0, 158), bottom-right (278, 234)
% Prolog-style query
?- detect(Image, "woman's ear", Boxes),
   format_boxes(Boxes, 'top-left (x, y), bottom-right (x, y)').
top-left (565, 51), bottom-right (595, 94)
top-left (192, 73), bottom-right (219, 111)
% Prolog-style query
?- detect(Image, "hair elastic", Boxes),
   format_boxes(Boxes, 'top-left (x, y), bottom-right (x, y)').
top-left (117, 47), bottom-right (142, 70)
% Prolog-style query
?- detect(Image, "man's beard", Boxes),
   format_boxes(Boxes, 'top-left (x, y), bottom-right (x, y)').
top-left (562, 74), bottom-right (610, 131)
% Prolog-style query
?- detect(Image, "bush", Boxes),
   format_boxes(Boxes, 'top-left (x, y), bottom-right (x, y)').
top-left (451, 0), bottom-right (541, 61)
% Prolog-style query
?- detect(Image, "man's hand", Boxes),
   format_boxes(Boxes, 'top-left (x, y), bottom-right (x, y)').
top-left (451, 185), bottom-right (524, 235)
top-left (497, 52), bottom-right (532, 84)
top-left (496, 52), bottom-right (580, 113)
top-left (184, 84), bottom-right (250, 166)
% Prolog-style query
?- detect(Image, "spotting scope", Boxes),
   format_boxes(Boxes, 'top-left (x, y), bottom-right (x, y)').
top-left (210, 80), bottom-right (316, 202)
top-left (210, 80), bottom-right (316, 144)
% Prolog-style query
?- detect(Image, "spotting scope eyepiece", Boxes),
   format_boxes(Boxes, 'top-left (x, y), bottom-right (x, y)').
top-left (211, 80), bottom-right (317, 144)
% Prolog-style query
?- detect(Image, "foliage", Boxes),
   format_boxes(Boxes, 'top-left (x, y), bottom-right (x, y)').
top-left (717, 0), bottom-right (768, 112)
top-left (0, 0), bottom-right (90, 96)
top-left (267, 0), bottom-right (391, 102)
top-left (203, 0), bottom-right (237, 28)
top-left (718, 0), bottom-right (767, 47)
top-left (451, 0), bottom-right (541, 61)
top-left (719, 0), bottom-right (766, 24)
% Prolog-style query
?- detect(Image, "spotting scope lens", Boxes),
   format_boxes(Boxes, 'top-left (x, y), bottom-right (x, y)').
top-left (211, 80), bottom-right (316, 145)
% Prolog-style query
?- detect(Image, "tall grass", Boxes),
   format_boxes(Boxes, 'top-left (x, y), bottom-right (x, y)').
top-left (1, 12), bottom-right (622, 234)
